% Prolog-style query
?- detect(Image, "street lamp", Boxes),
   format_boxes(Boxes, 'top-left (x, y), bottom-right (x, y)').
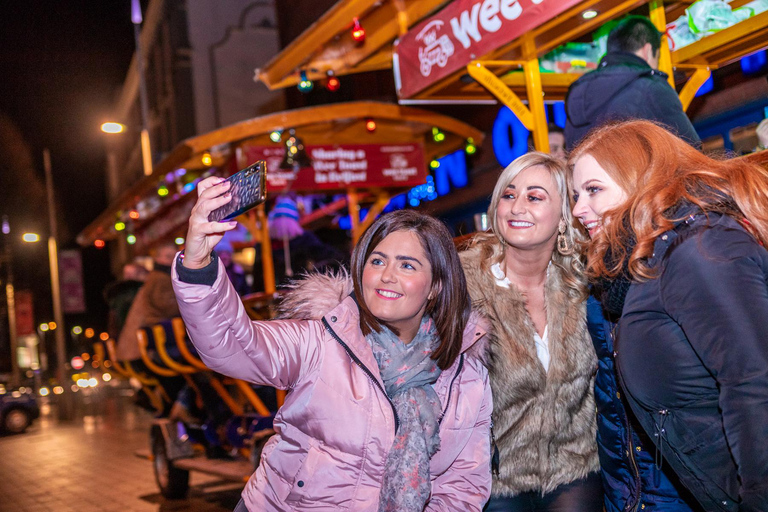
top-left (22, 233), bottom-right (40, 243)
top-left (100, 122), bottom-right (125, 134)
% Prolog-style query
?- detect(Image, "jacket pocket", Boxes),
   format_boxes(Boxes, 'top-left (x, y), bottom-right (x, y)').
top-left (283, 443), bottom-right (360, 509)
top-left (431, 426), bottom-right (473, 476)
top-left (669, 420), bottom-right (739, 511)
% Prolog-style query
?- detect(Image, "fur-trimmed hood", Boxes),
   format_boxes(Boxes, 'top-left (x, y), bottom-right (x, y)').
top-left (276, 271), bottom-right (489, 359)
top-left (460, 238), bottom-right (599, 496)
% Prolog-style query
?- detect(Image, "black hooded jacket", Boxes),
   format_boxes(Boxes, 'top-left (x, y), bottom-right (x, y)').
top-left (565, 52), bottom-right (700, 149)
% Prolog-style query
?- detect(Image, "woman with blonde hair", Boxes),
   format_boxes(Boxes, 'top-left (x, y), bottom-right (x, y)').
top-left (569, 120), bottom-right (768, 511)
top-left (460, 152), bottom-right (601, 511)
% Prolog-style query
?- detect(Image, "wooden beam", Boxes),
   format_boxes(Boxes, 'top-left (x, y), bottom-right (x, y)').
top-left (672, 10), bottom-right (768, 65)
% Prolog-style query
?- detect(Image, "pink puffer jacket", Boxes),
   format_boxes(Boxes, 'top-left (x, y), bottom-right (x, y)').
top-left (172, 259), bottom-right (492, 511)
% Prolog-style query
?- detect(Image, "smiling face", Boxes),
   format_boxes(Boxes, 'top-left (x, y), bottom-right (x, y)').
top-left (571, 154), bottom-right (628, 238)
top-left (495, 165), bottom-right (562, 252)
top-left (361, 230), bottom-right (434, 344)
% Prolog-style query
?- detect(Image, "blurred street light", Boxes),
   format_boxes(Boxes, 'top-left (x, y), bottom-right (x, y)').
top-left (100, 122), bottom-right (125, 134)
top-left (22, 233), bottom-right (40, 243)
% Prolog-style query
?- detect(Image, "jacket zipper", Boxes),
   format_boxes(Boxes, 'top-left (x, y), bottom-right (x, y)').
top-left (624, 419), bottom-right (642, 511)
top-left (438, 353), bottom-right (464, 426)
top-left (322, 317), bottom-right (400, 433)
top-left (611, 324), bottom-right (642, 512)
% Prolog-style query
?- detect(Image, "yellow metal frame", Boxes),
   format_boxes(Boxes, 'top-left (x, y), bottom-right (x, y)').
top-left (136, 328), bottom-right (178, 378)
top-left (169, 318), bottom-right (280, 412)
top-left (466, 57), bottom-right (550, 153)
top-left (152, 324), bottom-right (197, 374)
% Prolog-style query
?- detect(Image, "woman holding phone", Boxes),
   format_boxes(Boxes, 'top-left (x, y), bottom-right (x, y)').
top-left (172, 176), bottom-right (492, 512)
top-left (569, 120), bottom-right (768, 511)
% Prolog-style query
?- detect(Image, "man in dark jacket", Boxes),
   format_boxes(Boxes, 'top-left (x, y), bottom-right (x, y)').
top-left (565, 16), bottom-right (700, 149)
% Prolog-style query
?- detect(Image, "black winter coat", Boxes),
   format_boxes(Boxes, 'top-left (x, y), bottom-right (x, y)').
top-left (565, 52), bottom-right (700, 149)
top-left (615, 206), bottom-right (768, 512)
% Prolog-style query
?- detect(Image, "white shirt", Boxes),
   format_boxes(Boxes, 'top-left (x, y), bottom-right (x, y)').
top-left (490, 262), bottom-right (551, 372)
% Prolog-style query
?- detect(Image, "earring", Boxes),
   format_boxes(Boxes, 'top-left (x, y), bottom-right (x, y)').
top-left (557, 219), bottom-right (572, 254)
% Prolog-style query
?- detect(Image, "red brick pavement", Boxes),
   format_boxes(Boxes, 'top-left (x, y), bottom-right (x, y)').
top-left (0, 392), bottom-right (243, 512)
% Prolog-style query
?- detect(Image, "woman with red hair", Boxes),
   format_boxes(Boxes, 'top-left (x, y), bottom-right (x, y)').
top-left (569, 120), bottom-right (768, 512)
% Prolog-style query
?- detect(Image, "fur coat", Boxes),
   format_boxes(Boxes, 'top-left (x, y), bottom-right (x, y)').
top-left (460, 239), bottom-right (599, 497)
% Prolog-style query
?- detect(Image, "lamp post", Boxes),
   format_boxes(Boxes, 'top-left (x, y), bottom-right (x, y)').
top-left (1, 215), bottom-right (20, 387)
top-left (43, 149), bottom-right (73, 420)
top-left (100, 122), bottom-right (129, 269)
top-left (132, 0), bottom-right (153, 177)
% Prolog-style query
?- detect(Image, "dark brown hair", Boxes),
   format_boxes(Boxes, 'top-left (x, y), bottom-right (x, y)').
top-left (568, 119), bottom-right (768, 281)
top-left (351, 210), bottom-right (470, 370)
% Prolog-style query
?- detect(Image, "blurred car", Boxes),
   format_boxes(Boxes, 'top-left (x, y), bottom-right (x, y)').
top-left (0, 384), bottom-right (40, 434)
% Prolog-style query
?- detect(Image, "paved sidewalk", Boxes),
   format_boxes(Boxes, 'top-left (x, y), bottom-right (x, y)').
top-left (0, 392), bottom-right (243, 512)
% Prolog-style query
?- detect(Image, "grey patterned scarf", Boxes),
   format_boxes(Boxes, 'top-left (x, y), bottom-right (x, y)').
top-left (366, 316), bottom-right (443, 512)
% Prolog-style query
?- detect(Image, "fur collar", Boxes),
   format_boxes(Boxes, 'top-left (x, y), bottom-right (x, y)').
top-left (460, 237), bottom-right (599, 495)
top-left (275, 270), bottom-right (354, 321)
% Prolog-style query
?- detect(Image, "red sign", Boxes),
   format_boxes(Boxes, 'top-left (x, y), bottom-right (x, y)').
top-left (242, 143), bottom-right (427, 192)
top-left (393, 0), bottom-right (582, 98)
top-left (14, 290), bottom-right (35, 336)
top-left (59, 250), bottom-right (86, 314)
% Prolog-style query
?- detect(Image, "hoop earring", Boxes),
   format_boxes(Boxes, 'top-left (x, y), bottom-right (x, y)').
top-left (557, 219), bottom-right (572, 254)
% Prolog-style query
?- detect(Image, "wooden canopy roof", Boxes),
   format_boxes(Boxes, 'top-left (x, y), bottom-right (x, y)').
top-left (256, 0), bottom-right (768, 103)
top-left (77, 101), bottom-right (483, 248)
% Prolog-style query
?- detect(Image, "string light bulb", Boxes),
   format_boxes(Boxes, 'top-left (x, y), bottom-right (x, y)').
top-left (465, 138), bottom-right (477, 155)
top-left (326, 73), bottom-right (341, 92)
top-left (352, 18), bottom-right (366, 43)
top-left (365, 119), bottom-right (377, 132)
top-left (298, 70), bottom-right (314, 93)
top-left (432, 127), bottom-right (445, 143)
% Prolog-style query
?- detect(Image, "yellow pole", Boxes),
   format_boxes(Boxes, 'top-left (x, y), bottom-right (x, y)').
top-left (649, 0), bottom-right (675, 89)
top-left (258, 204), bottom-right (276, 294)
top-left (348, 188), bottom-right (361, 244)
top-left (522, 36), bottom-right (549, 153)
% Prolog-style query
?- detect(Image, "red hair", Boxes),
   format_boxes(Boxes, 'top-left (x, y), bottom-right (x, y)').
top-left (568, 120), bottom-right (768, 280)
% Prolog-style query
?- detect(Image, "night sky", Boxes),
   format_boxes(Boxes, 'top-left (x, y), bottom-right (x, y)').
top-left (0, 1), bottom-right (141, 332)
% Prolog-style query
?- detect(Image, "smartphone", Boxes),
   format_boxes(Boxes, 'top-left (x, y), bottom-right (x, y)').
top-left (208, 160), bottom-right (267, 222)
